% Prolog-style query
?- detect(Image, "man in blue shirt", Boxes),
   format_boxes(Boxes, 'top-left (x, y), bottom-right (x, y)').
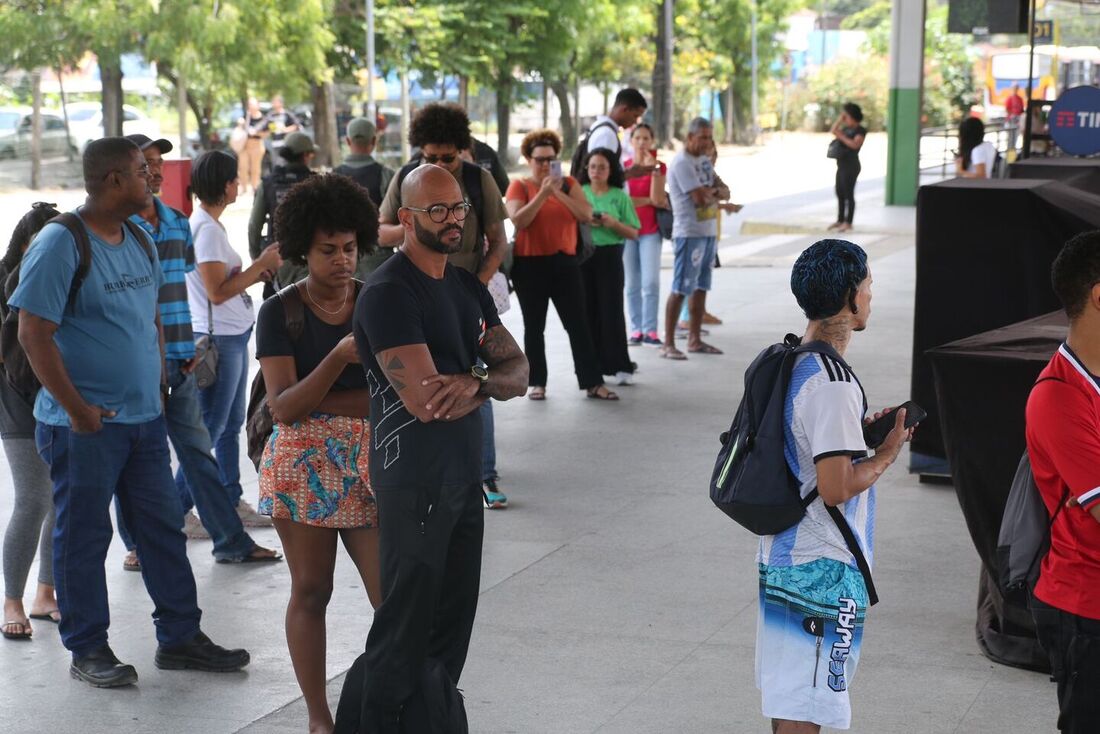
top-left (12, 137), bottom-right (250, 688)
top-left (115, 134), bottom-right (279, 569)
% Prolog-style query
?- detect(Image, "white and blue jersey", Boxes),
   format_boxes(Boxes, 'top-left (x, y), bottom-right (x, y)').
top-left (758, 351), bottom-right (875, 571)
top-left (754, 351), bottom-right (875, 730)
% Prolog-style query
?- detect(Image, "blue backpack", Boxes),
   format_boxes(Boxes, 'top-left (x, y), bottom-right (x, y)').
top-left (711, 333), bottom-right (879, 605)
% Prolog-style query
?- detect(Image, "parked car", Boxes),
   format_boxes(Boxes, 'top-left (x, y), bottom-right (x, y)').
top-left (0, 107), bottom-right (76, 159)
top-left (65, 102), bottom-right (161, 154)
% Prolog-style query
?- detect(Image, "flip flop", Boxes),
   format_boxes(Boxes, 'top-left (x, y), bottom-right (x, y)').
top-left (586, 386), bottom-right (619, 401)
top-left (2, 619), bottom-right (32, 640)
top-left (123, 551), bottom-right (141, 573)
top-left (528, 387), bottom-right (546, 401)
top-left (28, 610), bottom-right (60, 624)
top-left (688, 343), bottom-right (724, 355)
top-left (659, 346), bottom-right (688, 361)
top-left (216, 547), bottom-right (283, 565)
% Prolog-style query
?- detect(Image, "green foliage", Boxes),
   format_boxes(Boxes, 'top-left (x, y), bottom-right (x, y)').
top-left (787, 56), bottom-right (887, 131)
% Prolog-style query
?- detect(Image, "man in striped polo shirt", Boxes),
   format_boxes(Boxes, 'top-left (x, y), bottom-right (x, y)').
top-left (119, 135), bottom-right (279, 567)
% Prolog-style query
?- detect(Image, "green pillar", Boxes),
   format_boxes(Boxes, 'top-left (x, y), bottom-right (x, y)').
top-left (886, 0), bottom-right (926, 206)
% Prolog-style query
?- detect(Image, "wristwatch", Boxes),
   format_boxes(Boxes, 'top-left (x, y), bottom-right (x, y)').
top-left (470, 365), bottom-right (489, 384)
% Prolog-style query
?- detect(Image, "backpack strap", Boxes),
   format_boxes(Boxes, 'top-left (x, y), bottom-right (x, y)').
top-left (50, 213), bottom-right (92, 308)
top-left (277, 281), bottom-right (307, 342)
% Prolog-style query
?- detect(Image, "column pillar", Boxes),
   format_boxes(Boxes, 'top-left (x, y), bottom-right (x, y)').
top-left (885, 0), bottom-right (926, 205)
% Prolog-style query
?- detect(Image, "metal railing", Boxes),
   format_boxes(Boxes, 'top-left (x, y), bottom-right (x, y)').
top-left (919, 119), bottom-right (1017, 177)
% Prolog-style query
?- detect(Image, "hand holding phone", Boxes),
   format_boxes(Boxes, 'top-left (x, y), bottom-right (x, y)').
top-left (550, 160), bottom-right (562, 179)
top-left (863, 401), bottom-right (926, 449)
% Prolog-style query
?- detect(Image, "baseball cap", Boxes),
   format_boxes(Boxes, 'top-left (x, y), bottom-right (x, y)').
top-left (346, 117), bottom-right (377, 142)
top-left (125, 133), bottom-right (173, 155)
top-left (281, 131), bottom-right (319, 156)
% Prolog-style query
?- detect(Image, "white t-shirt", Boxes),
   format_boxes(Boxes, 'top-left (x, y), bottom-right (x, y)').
top-left (587, 115), bottom-right (621, 157)
top-left (758, 352), bottom-right (876, 570)
top-left (667, 151), bottom-right (718, 239)
top-left (963, 141), bottom-right (997, 179)
top-left (186, 206), bottom-right (255, 336)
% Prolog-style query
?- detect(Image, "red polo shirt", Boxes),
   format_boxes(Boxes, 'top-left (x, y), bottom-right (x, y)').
top-left (1026, 344), bottom-right (1100, 620)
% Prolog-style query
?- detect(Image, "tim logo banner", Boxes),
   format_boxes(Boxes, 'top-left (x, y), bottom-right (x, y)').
top-left (1050, 86), bottom-right (1100, 156)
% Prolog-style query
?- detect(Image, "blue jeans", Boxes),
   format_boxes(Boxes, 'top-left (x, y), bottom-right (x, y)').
top-left (35, 417), bottom-right (201, 657)
top-left (178, 329), bottom-right (251, 510)
top-left (480, 400), bottom-right (496, 483)
top-left (623, 233), bottom-right (663, 335)
top-left (117, 360), bottom-right (255, 561)
top-left (671, 236), bottom-right (717, 296)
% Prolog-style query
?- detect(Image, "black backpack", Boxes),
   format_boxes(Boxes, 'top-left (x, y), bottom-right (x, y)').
top-left (570, 119), bottom-right (619, 176)
top-left (710, 333), bottom-right (879, 605)
top-left (245, 282), bottom-right (306, 471)
top-left (334, 162), bottom-right (385, 208)
top-left (995, 378), bottom-right (1068, 605)
top-left (261, 165), bottom-right (316, 246)
top-left (0, 212), bottom-right (153, 397)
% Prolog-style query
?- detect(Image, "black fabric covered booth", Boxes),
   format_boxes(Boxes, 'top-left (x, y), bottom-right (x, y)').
top-left (911, 178), bottom-right (1100, 462)
top-left (927, 311), bottom-right (1068, 671)
top-left (1009, 157), bottom-right (1100, 197)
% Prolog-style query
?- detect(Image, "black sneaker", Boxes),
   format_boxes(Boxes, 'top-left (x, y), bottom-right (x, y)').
top-left (628, 331), bottom-right (643, 346)
top-left (70, 645), bottom-right (138, 688)
top-left (154, 630), bottom-right (250, 672)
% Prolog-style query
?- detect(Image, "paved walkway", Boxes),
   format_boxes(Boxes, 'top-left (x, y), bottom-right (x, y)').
top-left (0, 168), bottom-right (1059, 732)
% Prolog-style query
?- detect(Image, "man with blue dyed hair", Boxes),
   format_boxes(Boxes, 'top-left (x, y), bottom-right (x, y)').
top-left (756, 239), bottom-right (912, 732)
top-left (114, 135), bottom-right (279, 569)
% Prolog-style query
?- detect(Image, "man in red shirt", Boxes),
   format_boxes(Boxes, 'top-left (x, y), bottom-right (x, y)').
top-left (1005, 84), bottom-right (1025, 150)
top-left (1025, 230), bottom-right (1100, 733)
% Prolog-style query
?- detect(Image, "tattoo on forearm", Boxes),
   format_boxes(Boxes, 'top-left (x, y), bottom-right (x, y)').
top-left (382, 353), bottom-right (407, 392)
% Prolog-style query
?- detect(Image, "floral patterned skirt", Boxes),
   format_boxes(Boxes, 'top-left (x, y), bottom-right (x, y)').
top-left (257, 413), bottom-right (377, 529)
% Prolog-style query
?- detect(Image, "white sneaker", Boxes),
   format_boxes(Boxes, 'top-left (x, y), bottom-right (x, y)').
top-left (615, 371), bottom-right (634, 386)
top-left (182, 511), bottom-right (210, 539)
top-left (236, 500), bottom-right (273, 527)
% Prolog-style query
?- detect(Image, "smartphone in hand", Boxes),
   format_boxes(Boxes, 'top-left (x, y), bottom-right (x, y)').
top-left (550, 160), bottom-right (563, 179)
top-left (863, 401), bottom-right (926, 449)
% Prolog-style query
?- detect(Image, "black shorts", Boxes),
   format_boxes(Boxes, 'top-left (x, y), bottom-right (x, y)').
top-left (1031, 595), bottom-right (1100, 733)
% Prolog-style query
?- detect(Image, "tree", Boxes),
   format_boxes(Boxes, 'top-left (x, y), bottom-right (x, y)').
top-left (144, 0), bottom-right (335, 152)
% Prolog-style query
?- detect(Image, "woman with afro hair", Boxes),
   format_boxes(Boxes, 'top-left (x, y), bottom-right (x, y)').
top-left (254, 173), bottom-right (381, 734)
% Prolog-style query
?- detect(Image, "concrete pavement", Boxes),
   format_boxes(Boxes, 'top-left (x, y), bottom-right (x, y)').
top-left (0, 157), bottom-right (1059, 733)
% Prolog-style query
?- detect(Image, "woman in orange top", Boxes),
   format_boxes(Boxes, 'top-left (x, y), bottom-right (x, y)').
top-left (505, 129), bottom-right (618, 401)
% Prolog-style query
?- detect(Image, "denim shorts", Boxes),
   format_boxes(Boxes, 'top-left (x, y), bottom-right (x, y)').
top-left (671, 236), bottom-right (717, 296)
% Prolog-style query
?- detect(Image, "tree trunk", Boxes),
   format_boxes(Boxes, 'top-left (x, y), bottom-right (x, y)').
top-left (550, 79), bottom-right (575, 152)
top-left (30, 70), bottom-right (42, 190)
top-left (57, 65), bottom-right (74, 162)
top-left (725, 82), bottom-right (735, 144)
top-left (310, 80), bottom-right (340, 167)
top-left (99, 51), bottom-right (124, 137)
top-left (495, 75), bottom-right (512, 167)
top-left (652, 0), bottom-right (674, 147)
top-left (400, 69), bottom-right (411, 162)
top-left (178, 70), bottom-right (190, 156)
top-left (459, 75), bottom-right (469, 109)
top-left (542, 79), bottom-right (549, 129)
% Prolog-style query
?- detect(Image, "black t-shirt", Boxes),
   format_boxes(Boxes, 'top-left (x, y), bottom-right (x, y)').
top-left (839, 125), bottom-right (867, 161)
top-left (353, 252), bottom-right (501, 489)
top-left (264, 110), bottom-right (301, 143)
top-left (255, 287), bottom-right (368, 392)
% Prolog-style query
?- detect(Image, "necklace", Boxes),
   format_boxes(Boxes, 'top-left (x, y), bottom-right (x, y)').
top-left (305, 280), bottom-right (350, 315)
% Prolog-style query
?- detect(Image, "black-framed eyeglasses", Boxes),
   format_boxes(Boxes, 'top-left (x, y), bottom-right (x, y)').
top-left (423, 154), bottom-right (457, 165)
top-left (403, 201), bottom-right (471, 223)
top-left (103, 163), bottom-right (151, 181)
top-left (531, 156), bottom-right (557, 165)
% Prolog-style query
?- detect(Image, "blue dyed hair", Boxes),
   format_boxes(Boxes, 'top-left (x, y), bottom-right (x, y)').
top-left (790, 239), bottom-right (869, 320)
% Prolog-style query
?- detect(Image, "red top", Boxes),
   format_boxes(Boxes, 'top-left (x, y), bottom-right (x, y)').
top-left (1005, 93), bottom-right (1025, 118)
top-left (1027, 344), bottom-right (1100, 620)
top-left (505, 177), bottom-right (580, 257)
top-left (623, 158), bottom-right (667, 236)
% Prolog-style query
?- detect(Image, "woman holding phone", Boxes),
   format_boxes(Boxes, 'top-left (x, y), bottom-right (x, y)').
top-left (505, 129), bottom-right (618, 401)
top-left (621, 123), bottom-right (667, 346)
top-left (580, 148), bottom-right (639, 385)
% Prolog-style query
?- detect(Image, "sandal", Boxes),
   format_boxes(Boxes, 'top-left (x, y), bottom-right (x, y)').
top-left (586, 385), bottom-right (619, 401)
top-left (659, 346), bottom-right (688, 361)
top-left (28, 609), bottom-right (60, 624)
top-left (122, 550), bottom-right (141, 573)
top-left (528, 387), bottom-right (546, 401)
top-left (216, 545), bottom-right (283, 565)
top-left (2, 619), bottom-right (32, 640)
top-left (687, 342), bottom-right (724, 355)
